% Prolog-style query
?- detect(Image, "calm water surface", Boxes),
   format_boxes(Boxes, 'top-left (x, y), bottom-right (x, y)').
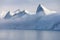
top-left (0, 30), bottom-right (60, 40)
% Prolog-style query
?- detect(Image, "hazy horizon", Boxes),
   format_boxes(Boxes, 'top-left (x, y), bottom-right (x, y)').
top-left (0, 0), bottom-right (60, 18)
top-left (0, 0), bottom-right (60, 12)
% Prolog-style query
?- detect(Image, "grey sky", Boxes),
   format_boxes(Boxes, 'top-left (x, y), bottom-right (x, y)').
top-left (0, 0), bottom-right (60, 12)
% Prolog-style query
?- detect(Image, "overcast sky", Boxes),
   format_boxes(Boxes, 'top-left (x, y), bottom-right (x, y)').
top-left (0, 0), bottom-right (60, 12)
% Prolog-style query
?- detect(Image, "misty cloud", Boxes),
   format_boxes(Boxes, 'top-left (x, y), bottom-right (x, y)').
top-left (0, 12), bottom-right (60, 30)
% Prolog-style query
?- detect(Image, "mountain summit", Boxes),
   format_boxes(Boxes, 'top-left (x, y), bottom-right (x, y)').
top-left (2, 4), bottom-right (56, 19)
top-left (13, 10), bottom-right (28, 18)
top-left (36, 4), bottom-right (45, 17)
top-left (36, 4), bottom-right (43, 13)
top-left (36, 4), bottom-right (56, 15)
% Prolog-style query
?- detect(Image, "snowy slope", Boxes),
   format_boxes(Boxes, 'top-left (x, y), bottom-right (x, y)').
top-left (41, 4), bottom-right (56, 15)
top-left (12, 10), bottom-right (29, 18)
top-left (36, 4), bottom-right (56, 15)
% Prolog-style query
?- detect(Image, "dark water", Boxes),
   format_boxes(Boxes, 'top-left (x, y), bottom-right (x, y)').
top-left (0, 30), bottom-right (60, 40)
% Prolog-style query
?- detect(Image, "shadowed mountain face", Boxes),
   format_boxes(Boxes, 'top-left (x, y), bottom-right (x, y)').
top-left (4, 4), bottom-right (46, 19)
top-left (36, 4), bottom-right (43, 13)
top-left (36, 4), bottom-right (45, 17)
top-left (4, 11), bottom-right (12, 19)
top-left (4, 10), bottom-right (29, 19)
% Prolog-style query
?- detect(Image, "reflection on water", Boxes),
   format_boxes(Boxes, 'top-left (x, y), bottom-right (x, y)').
top-left (0, 30), bottom-right (60, 40)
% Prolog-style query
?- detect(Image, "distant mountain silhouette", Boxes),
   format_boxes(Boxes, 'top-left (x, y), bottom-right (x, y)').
top-left (36, 4), bottom-right (44, 13)
top-left (36, 4), bottom-right (45, 17)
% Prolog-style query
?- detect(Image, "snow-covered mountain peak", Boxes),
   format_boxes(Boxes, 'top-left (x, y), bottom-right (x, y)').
top-left (12, 10), bottom-right (29, 17)
top-left (24, 10), bottom-right (30, 13)
top-left (14, 9), bottom-right (20, 14)
top-left (36, 4), bottom-right (56, 15)
top-left (36, 4), bottom-right (45, 16)
top-left (36, 4), bottom-right (43, 13)
top-left (40, 4), bottom-right (56, 15)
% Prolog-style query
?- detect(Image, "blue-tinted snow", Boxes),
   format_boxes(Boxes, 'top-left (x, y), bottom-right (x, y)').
top-left (0, 4), bottom-right (60, 30)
